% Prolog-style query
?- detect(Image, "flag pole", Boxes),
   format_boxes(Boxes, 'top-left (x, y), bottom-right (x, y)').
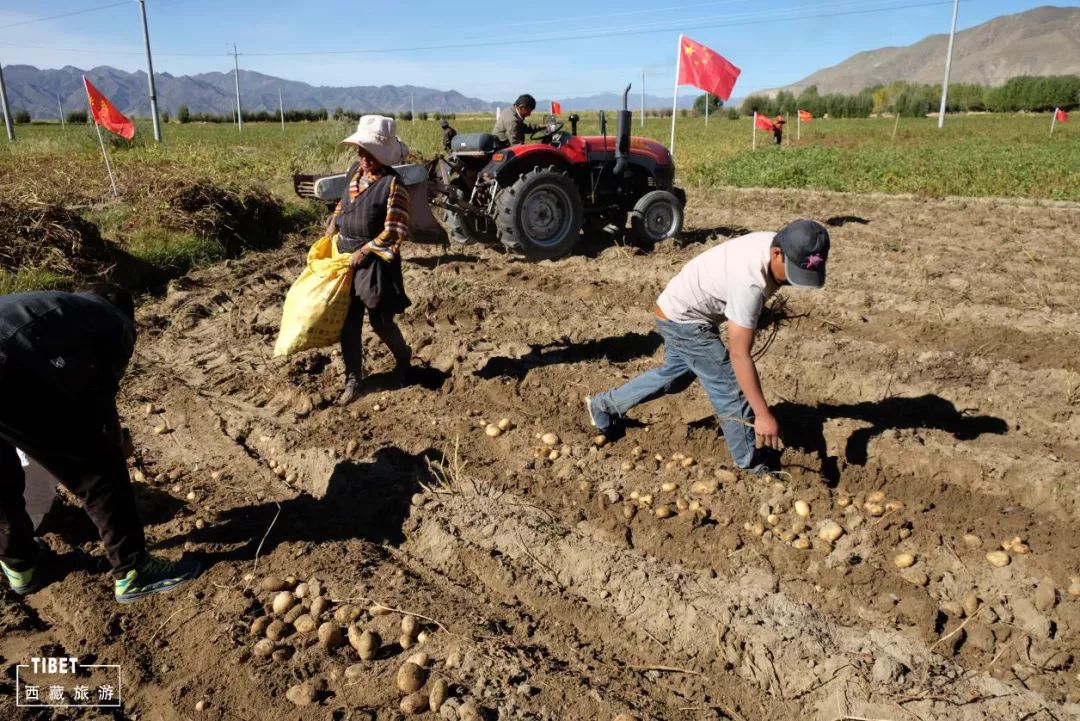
top-left (670, 34), bottom-right (682, 153)
top-left (1050, 108), bottom-right (1057, 137)
top-left (57, 93), bottom-right (65, 129)
top-left (892, 110), bottom-right (901, 141)
top-left (752, 111), bottom-right (757, 151)
top-left (797, 110), bottom-right (800, 142)
top-left (705, 93), bottom-right (709, 126)
top-left (641, 70), bottom-right (645, 127)
top-left (94, 123), bottom-right (119, 197)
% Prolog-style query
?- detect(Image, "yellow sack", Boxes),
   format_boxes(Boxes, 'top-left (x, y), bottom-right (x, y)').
top-left (273, 234), bottom-right (353, 357)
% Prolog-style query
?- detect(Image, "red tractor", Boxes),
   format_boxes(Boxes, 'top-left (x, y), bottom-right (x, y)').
top-left (438, 85), bottom-right (685, 259)
top-left (294, 85), bottom-right (685, 261)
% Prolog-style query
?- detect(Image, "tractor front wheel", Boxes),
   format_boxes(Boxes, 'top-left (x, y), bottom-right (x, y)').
top-left (495, 166), bottom-right (584, 260)
top-left (629, 190), bottom-right (684, 247)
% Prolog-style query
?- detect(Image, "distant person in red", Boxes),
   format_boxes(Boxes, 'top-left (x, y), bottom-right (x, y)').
top-left (773, 115), bottom-right (786, 145)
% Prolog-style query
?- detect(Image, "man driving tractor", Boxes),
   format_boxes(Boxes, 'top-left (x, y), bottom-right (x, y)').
top-left (493, 94), bottom-right (542, 147)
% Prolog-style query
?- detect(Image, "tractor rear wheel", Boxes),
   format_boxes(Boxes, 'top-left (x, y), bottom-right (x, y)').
top-left (495, 166), bottom-right (584, 260)
top-left (629, 190), bottom-right (684, 247)
top-left (443, 208), bottom-right (496, 246)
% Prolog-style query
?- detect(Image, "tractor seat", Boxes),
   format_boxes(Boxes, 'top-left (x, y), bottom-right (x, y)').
top-left (451, 133), bottom-right (500, 155)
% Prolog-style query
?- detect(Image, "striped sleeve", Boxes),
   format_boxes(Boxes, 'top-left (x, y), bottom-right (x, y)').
top-left (366, 177), bottom-right (410, 261)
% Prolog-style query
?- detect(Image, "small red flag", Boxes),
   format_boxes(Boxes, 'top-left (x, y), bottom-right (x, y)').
top-left (83, 76), bottom-right (135, 140)
top-left (677, 36), bottom-right (741, 101)
top-left (798, 109), bottom-right (813, 123)
top-left (551, 101), bottom-right (562, 115)
top-left (1055, 108), bottom-right (1068, 123)
top-left (754, 113), bottom-right (774, 132)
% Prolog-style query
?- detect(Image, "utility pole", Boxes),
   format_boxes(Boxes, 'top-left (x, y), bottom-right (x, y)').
top-left (279, 87), bottom-right (285, 132)
top-left (0, 61), bottom-right (14, 141)
top-left (57, 92), bottom-right (65, 129)
top-left (138, 0), bottom-right (162, 141)
top-left (410, 92), bottom-right (415, 121)
top-left (937, 0), bottom-right (960, 129)
top-left (230, 44), bottom-right (243, 133)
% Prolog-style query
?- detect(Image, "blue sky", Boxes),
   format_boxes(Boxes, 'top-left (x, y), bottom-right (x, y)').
top-left (0, 1), bottom-right (1058, 101)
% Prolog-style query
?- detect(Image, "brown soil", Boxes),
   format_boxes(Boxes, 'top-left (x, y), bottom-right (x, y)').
top-left (3, 187), bottom-right (1079, 721)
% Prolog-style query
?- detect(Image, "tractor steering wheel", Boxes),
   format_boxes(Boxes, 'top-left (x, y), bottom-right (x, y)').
top-left (530, 122), bottom-right (564, 142)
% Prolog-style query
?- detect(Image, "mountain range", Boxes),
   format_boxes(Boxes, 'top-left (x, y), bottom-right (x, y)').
top-left (773, 5), bottom-right (1079, 95)
top-left (3, 6), bottom-right (1077, 118)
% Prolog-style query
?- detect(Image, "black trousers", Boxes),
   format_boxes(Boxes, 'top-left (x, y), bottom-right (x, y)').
top-left (0, 390), bottom-right (146, 576)
top-left (340, 300), bottom-right (412, 380)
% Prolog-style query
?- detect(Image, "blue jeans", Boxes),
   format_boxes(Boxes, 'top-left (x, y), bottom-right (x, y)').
top-left (592, 319), bottom-right (757, 468)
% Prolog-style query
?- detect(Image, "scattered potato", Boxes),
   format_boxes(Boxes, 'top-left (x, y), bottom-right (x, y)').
top-left (904, 570), bottom-right (930, 587)
top-left (310, 597), bottom-right (329, 618)
top-left (1012, 542), bottom-right (1031, 555)
top-left (621, 461), bottom-right (634, 471)
top-left (660, 482), bottom-right (677, 493)
top-left (346, 440), bottom-right (359, 455)
top-left (766, 514), bottom-right (780, 527)
top-left (250, 616), bottom-right (271, 637)
top-left (541, 432), bottom-right (560, 446)
top-left (253, 638), bottom-right (276, 658)
top-left (898, 528), bottom-right (912, 540)
top-left (266, 620), bottom-right (288, 642)
top-left (793, 537), bottom-right (811, 550)
top-left (400, 634), bottom-right (415, 650)
top-left (836, 496), bottom-right (851, 508)
top-left (794, 500), bottom-right (810, 518)
top-left (675, 498), bottom-right (688, 511)
top-left (986, 550), bottom-right (1011, 567)
top-left (401, 615), bottom-right (420, 639)
top-left (498, 418), bottom-right (512, 431)
top-left (893, 553), bottom-right (916, 569)
top-left (655, 505), bottom-right (673, 519)
top-left (429, 678), bottom-right (449, 712)
top-left (294, 614), bottom-right (317, 634)
top-left (295, 582), bottom-right (309, 599)
top-left (370, 605), bottom-right (392, 616)
top-left (690, 479), bottom-right (718, 494)
top-left (417, 631), bottom-right (430, 644)
top-left (867, 490), bottom-right (886, 504)
top-left (962, 592), bottom-right (981, 617)
top-left (864, 502), bottom-right (885, 517)
top-left (680, 457), bottom-right (696, 468)
top-left (818, 520), bottom-right (844, 543)
top-left (132, 470), bottom-right (146, 483)
top-left (962, 533), bottom-right (982, 548)
top-left (144, 403), bottom-right (156, 415)
top-left (485, 424), bottom-right (502, 438)
top-left (750, 522), bottom-right (765, 537)
top-left (688, 500), bottom-right (702, 513)
top-left (334, 605), bottom-right (359, 625)
top-left (622, 505), bottom-right (636, 520)
top-left (260, 576), bottom-right (288, 592)
top-left (350, 627), bottom-right (380, 661)
top-left (941, 600), bottom-right (965, 618)
top-left (400, 693), bottom-right (428, 715)
top-left (406, 651), bottom-right (430, 668)
top-left (285, 683), bottom-right (316, 706)
top-left (318, 622), bottom-right (345, 649)
top-left (272, 592), bottom-right (296, 615)
top-left (593, 434), bottom-right (607, 447)
top-left (284, 605), bottom-right (305, 625)
top-left (396, 661), bottom-right (428, 693)
top-left (153, 424), bottom-right (170, 435)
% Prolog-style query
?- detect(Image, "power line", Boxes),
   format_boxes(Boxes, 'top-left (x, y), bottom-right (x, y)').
top-left (0, 0), bottom-right (956, 60)
top-left (0, 1), bottom-right (131, 30)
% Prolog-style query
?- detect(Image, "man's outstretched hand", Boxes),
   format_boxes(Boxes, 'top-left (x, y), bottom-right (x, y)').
top-left (755, 411), bottom-right (784, 451)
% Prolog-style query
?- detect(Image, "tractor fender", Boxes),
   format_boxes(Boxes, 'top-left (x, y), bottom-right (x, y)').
top-left (484, 148), bottom-right (572, 186)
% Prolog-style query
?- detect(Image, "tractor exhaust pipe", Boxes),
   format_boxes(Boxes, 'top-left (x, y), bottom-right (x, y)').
top-left (613, 84), bottom-right (632, 177)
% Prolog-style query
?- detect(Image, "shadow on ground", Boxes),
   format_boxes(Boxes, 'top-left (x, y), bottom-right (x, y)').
top-left (476, 331), bottom-right (662, 381)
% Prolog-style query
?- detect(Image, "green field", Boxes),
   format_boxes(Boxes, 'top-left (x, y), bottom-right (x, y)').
top-left (0, 113), bottom-right (1076, 293)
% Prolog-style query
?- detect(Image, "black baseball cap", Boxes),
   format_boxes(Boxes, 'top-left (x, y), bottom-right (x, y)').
top-left (774, 219), bottom-right (830, 289)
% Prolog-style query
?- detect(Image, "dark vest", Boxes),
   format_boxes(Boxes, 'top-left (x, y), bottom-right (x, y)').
top-left (336, 163), bottom-right (396, 252)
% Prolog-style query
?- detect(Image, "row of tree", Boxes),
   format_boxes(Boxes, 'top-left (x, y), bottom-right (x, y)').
top-left (172, 106), bottom-right (458, 124)
top-left (741, 75), bottom-right (1080, 119)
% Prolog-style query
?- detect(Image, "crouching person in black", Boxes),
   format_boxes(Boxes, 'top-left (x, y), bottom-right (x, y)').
top-left (0, 286), bottom-right (201, 602)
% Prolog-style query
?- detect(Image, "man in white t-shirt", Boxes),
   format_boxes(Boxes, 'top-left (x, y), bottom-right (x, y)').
top-left (586, 219), bottom-right (830, 473)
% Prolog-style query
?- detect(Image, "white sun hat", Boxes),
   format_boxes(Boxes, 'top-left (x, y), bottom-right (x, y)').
top-left (341, 115), bottom-right (410, 167)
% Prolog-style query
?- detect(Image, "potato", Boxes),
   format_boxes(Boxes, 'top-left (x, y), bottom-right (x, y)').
top-left (370, 604), bottom-right (392, 616)
top-left (153, 424), bottom-right (170, 435)
top-left (793, 537), bottom-right (811, 550)
top-left (310, 597), bottom-right (329, 618)
top-left (548, 450), bottom-right (560, 461)
top-left (621, 461), bottom-right (634, 471)
top-left (1011, 542), bottom-right (1031, 555)
top-left (655, 505), bottom-right (673, 519)
top-left (346, 439), bottom-right (359, 455)
top-left (399, 634), bottom-right (415, 650)
top-left (484, 424), bottom-right (502, 438)
top-left (266, 620), bottom-right (288, 642)
top-left (962, 592), bottom-right (981, 617)
top-left (750, 522), bottom-right (765, 537)
top-left (779, 530), bottom-right (795, 543)
top-left (318, 622), bottom-right (345, 649)
top-left (940, 600), bottom-right (965, 618)
top-left (638, 494), bottom-right (653, 507)
top-left (681, 457), bottom-right (696, 468)
top-left (836, 496), bottom-right (851, 508)
top-left (406, 652), bottom-right (430, 668)
top-left (285, 683), bottom-right (317, 706)
top-left (396, 661), bottom-right (428, 693)
top-left (133, 470), bottom-right (146, 483)
top-left (144, 403), bottom-right (156, 415)
top-left (818, 520), bottom-right (844, 543)
top-left (186, 491), bottom-right (197, 501)
top-left (794, 500), bottom-right (810, 518)
top-left (401, 615), bottom-right (420, 639)
top-left (353, 627), bottom-right (380, 661)
top-left (660, 482), bottom-right (677, 493)
top-left (688, 500), bottom-right (702, 512)
top-left (863, 502), bottom-right (885, 517)
top-left (675, 498), bottom-right (688, 511)
top-left (272, 591), bottom-right (296, 615)
top-left (400, 692), bottom-right (428, 715)
top-left (904, 570), bottom-right (930, 587)
top-left (417, 631), bottom-right (430, 644)
top-left (284, 605), bottom-right (306, 625)
top-left (250, 616), bottom-right (271, 637)
top-left (898, 528), bottom-right (912, 540)
top-left (985, 550), bottom-right (1011, 567)
top-left (294, 614), bottom-right (317, 634)
top-left (766, 514), bottom-right (780, 527)
top-left (541, 432), bottom-right (560, 446)
top-left (893, 553), bottom-right (916, 569)
top-left (962, 533), bottom-right (982, 548)
top-left (429, 678), bottom-right (450, 712)
top-left (690, 479), bottom-right (718, 494)
top-left (629, 490), bottom-right (640, 500)
top-left (253, 638), bottom-right (276, 658)
top-left (295, 582), bottom-right (310, 599)
top-left (334, 605), bottom-right (359, 625)
top-left (498, 418), bottom-right (512, 431)
top-left (622, 505), bottom-right (636, 520)
top-left (867, 490), bottom-right (886, 504)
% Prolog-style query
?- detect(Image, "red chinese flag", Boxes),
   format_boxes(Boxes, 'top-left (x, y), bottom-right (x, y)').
top-left (798, 109), bottom-right (813, 123)
top-left (83, 76), bottom-right (135, 140)
top-left (1055, 108), bottom-right (1068, 123)
top-left (551, 101), bottom-right (562, 115)
top-left (677, 36), bottom-right (741, 101)
top-left (754, 113), bottom-right (775, 132)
